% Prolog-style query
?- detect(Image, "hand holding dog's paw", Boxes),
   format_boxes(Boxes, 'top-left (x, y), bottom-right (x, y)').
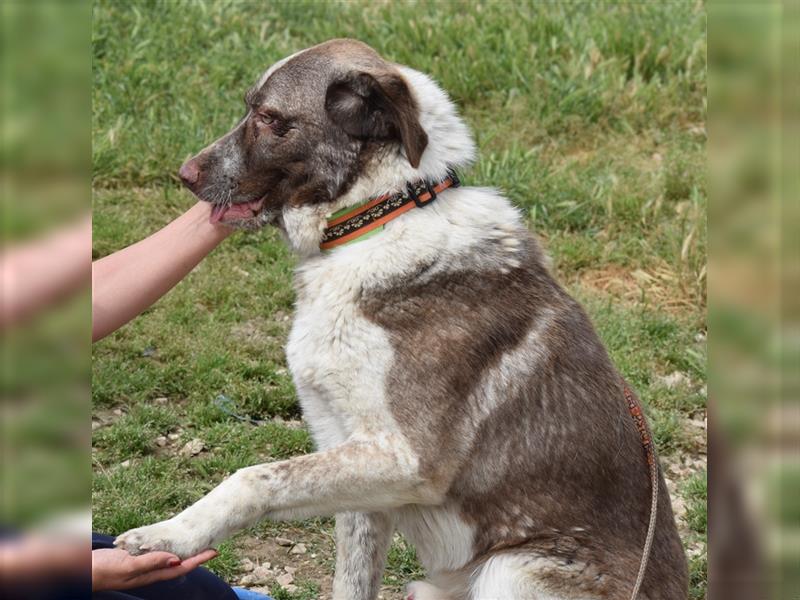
top-left (114, 519), bottom-right (213, 559)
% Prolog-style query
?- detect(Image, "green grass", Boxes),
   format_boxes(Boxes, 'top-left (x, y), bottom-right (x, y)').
top-left (92, 1), bottom-right (706, 597)
top-left (683, 470), bottom-right (708, 600)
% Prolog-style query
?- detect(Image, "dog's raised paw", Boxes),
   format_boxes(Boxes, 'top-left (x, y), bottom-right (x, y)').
top-left (114, 519), bottom-right (209, 559)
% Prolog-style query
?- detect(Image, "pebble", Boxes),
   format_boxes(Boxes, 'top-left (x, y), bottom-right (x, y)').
top-left (180, 438), bottom-right (205, 457)
top-left (276, 572), bottom-right (294, 587)
top-left (290, 543), bottom-right (307, 555)
top-left (275, 536), bottom-right (293, 547)
top-left (251, 565), bottom-right (273, 583)
top-left (167, 433), bottom-right (181, 441)
top-left (276, 572), bottom-right (294, 584)
top-left (239, 565), bottom-right (273, 586)
top-left (238, 558), bottom-right (255, 572)
top-left (154, 397), bottom-right (168, 404)
top-left (155, 436), bottom-right (168, 447)
top-left (120, 459), bottom-right (131, 468)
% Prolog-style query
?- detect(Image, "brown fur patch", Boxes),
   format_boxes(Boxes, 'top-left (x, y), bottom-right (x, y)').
top-left (359, 232), bottom-right (688, 598)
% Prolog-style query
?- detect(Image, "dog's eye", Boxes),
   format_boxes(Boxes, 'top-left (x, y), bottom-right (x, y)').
top-left (258, 113), bottom-right (276, 126)
top-left (256, 112), bottom-right (292, 137)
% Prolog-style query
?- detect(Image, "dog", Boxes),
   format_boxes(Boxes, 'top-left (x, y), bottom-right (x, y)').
top-left (115, 39), bottom-right (689, 599)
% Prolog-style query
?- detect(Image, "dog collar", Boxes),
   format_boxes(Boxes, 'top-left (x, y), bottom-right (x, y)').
top-left (320, 169), bottom-right (461, 251)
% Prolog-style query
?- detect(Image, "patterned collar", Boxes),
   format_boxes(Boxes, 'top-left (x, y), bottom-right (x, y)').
top-left (320, 170), bottom-right (461, 251)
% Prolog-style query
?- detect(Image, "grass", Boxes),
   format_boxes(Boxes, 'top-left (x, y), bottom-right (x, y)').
top-left (92, 1), bottom-right (707, 598)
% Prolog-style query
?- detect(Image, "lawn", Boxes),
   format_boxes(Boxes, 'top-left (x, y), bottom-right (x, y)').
top-left (92, 1), bottom-right (707, 598)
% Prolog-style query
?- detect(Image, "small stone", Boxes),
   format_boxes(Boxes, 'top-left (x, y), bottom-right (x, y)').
top-left (238, 574), bottom-right (256, 586)
top-left (167, 433), bottom-right (181, 441)
top-left (250, 565), bottom-right (273, 584)
top-left (284, 566), bottom-right (297, 575)
top-left (120, 459), bottom-right (131, 468)
top-left (141, 346), bottom-right (156, 357)
top-left (92, 420), bottom-right (102, 431)
top-left (180, 438), bottom-right (205, 457)
top-left (239, 558), bottom-right (255, 572)
top-left (275, 536), bottom-right (293, 546)
top-left (290, 543), bottom-right (307, 555)
top-left (276, 571), bottom-right (294, 587)
top-left (155, 436), bottom-right (168, 447)
top-left (113, 408), bottom-right (124, 416)
top-left (154, 397), bottom-right (168, 404)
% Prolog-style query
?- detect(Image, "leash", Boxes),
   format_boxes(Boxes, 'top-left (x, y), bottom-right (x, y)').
top-left (320, 169), bottom-right (460, 250)
top-left (623, 384), bottom-right (659, 600)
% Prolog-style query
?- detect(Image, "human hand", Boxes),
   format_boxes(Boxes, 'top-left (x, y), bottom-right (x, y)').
top-left (91, 547), bottom-right (218, 591)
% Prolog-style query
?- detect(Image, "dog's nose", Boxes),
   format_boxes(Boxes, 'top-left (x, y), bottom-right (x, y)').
top-left (178, 160), bottom-right (200, 187)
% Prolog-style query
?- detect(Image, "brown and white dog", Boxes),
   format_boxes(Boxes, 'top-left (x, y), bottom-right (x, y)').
top-left (115, 39), bottom-right (688, 599)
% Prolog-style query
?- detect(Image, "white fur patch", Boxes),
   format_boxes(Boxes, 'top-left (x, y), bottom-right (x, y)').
top-left (256, 48), bottom-right (308, 89)
top-left (470, 554), bottom-right (602, 600)
top-left (396, 504), bottom-right (475, 573)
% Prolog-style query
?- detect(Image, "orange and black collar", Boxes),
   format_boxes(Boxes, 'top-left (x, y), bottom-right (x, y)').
top-left (320, 170), bottom-right (461, 251)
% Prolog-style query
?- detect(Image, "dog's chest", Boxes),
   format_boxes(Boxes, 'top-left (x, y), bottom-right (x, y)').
top-left (286, 265), bottom-right (396, 439)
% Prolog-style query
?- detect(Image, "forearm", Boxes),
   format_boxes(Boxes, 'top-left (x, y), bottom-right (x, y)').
top-left (0, 216), bottom-right (91, 330)
top-left (92, 201), bottom-right (231, 342)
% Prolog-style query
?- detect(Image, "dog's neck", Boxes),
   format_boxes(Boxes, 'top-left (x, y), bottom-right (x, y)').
top-left (280, 66), bottom-right (477, 257)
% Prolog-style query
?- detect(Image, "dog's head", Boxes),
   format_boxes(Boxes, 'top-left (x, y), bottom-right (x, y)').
top-left (179, 39), bottom-right (431, 230)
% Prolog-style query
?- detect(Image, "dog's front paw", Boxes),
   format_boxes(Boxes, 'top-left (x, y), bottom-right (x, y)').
top-left (115, 519), bottom-right (212, 559)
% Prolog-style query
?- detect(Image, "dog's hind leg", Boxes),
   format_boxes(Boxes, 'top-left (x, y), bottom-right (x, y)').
top-left (332, 511), bottom-right (394, 600)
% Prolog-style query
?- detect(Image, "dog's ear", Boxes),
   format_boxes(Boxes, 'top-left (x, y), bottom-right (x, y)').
top-left (325, 70), bottom-right (428, 168)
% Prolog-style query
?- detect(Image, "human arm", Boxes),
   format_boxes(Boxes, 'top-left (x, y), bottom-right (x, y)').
top-left (0, 216), bottom-right (91, 330)
top-left (92, 201), bottom-right (231, 342)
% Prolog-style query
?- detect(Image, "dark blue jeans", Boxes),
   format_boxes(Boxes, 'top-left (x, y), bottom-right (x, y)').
top-left (92, 533), bottom-right (237, 600)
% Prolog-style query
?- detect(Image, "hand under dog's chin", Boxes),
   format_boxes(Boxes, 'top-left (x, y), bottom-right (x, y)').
top-left (220, 209), bottom-right (279, 231)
